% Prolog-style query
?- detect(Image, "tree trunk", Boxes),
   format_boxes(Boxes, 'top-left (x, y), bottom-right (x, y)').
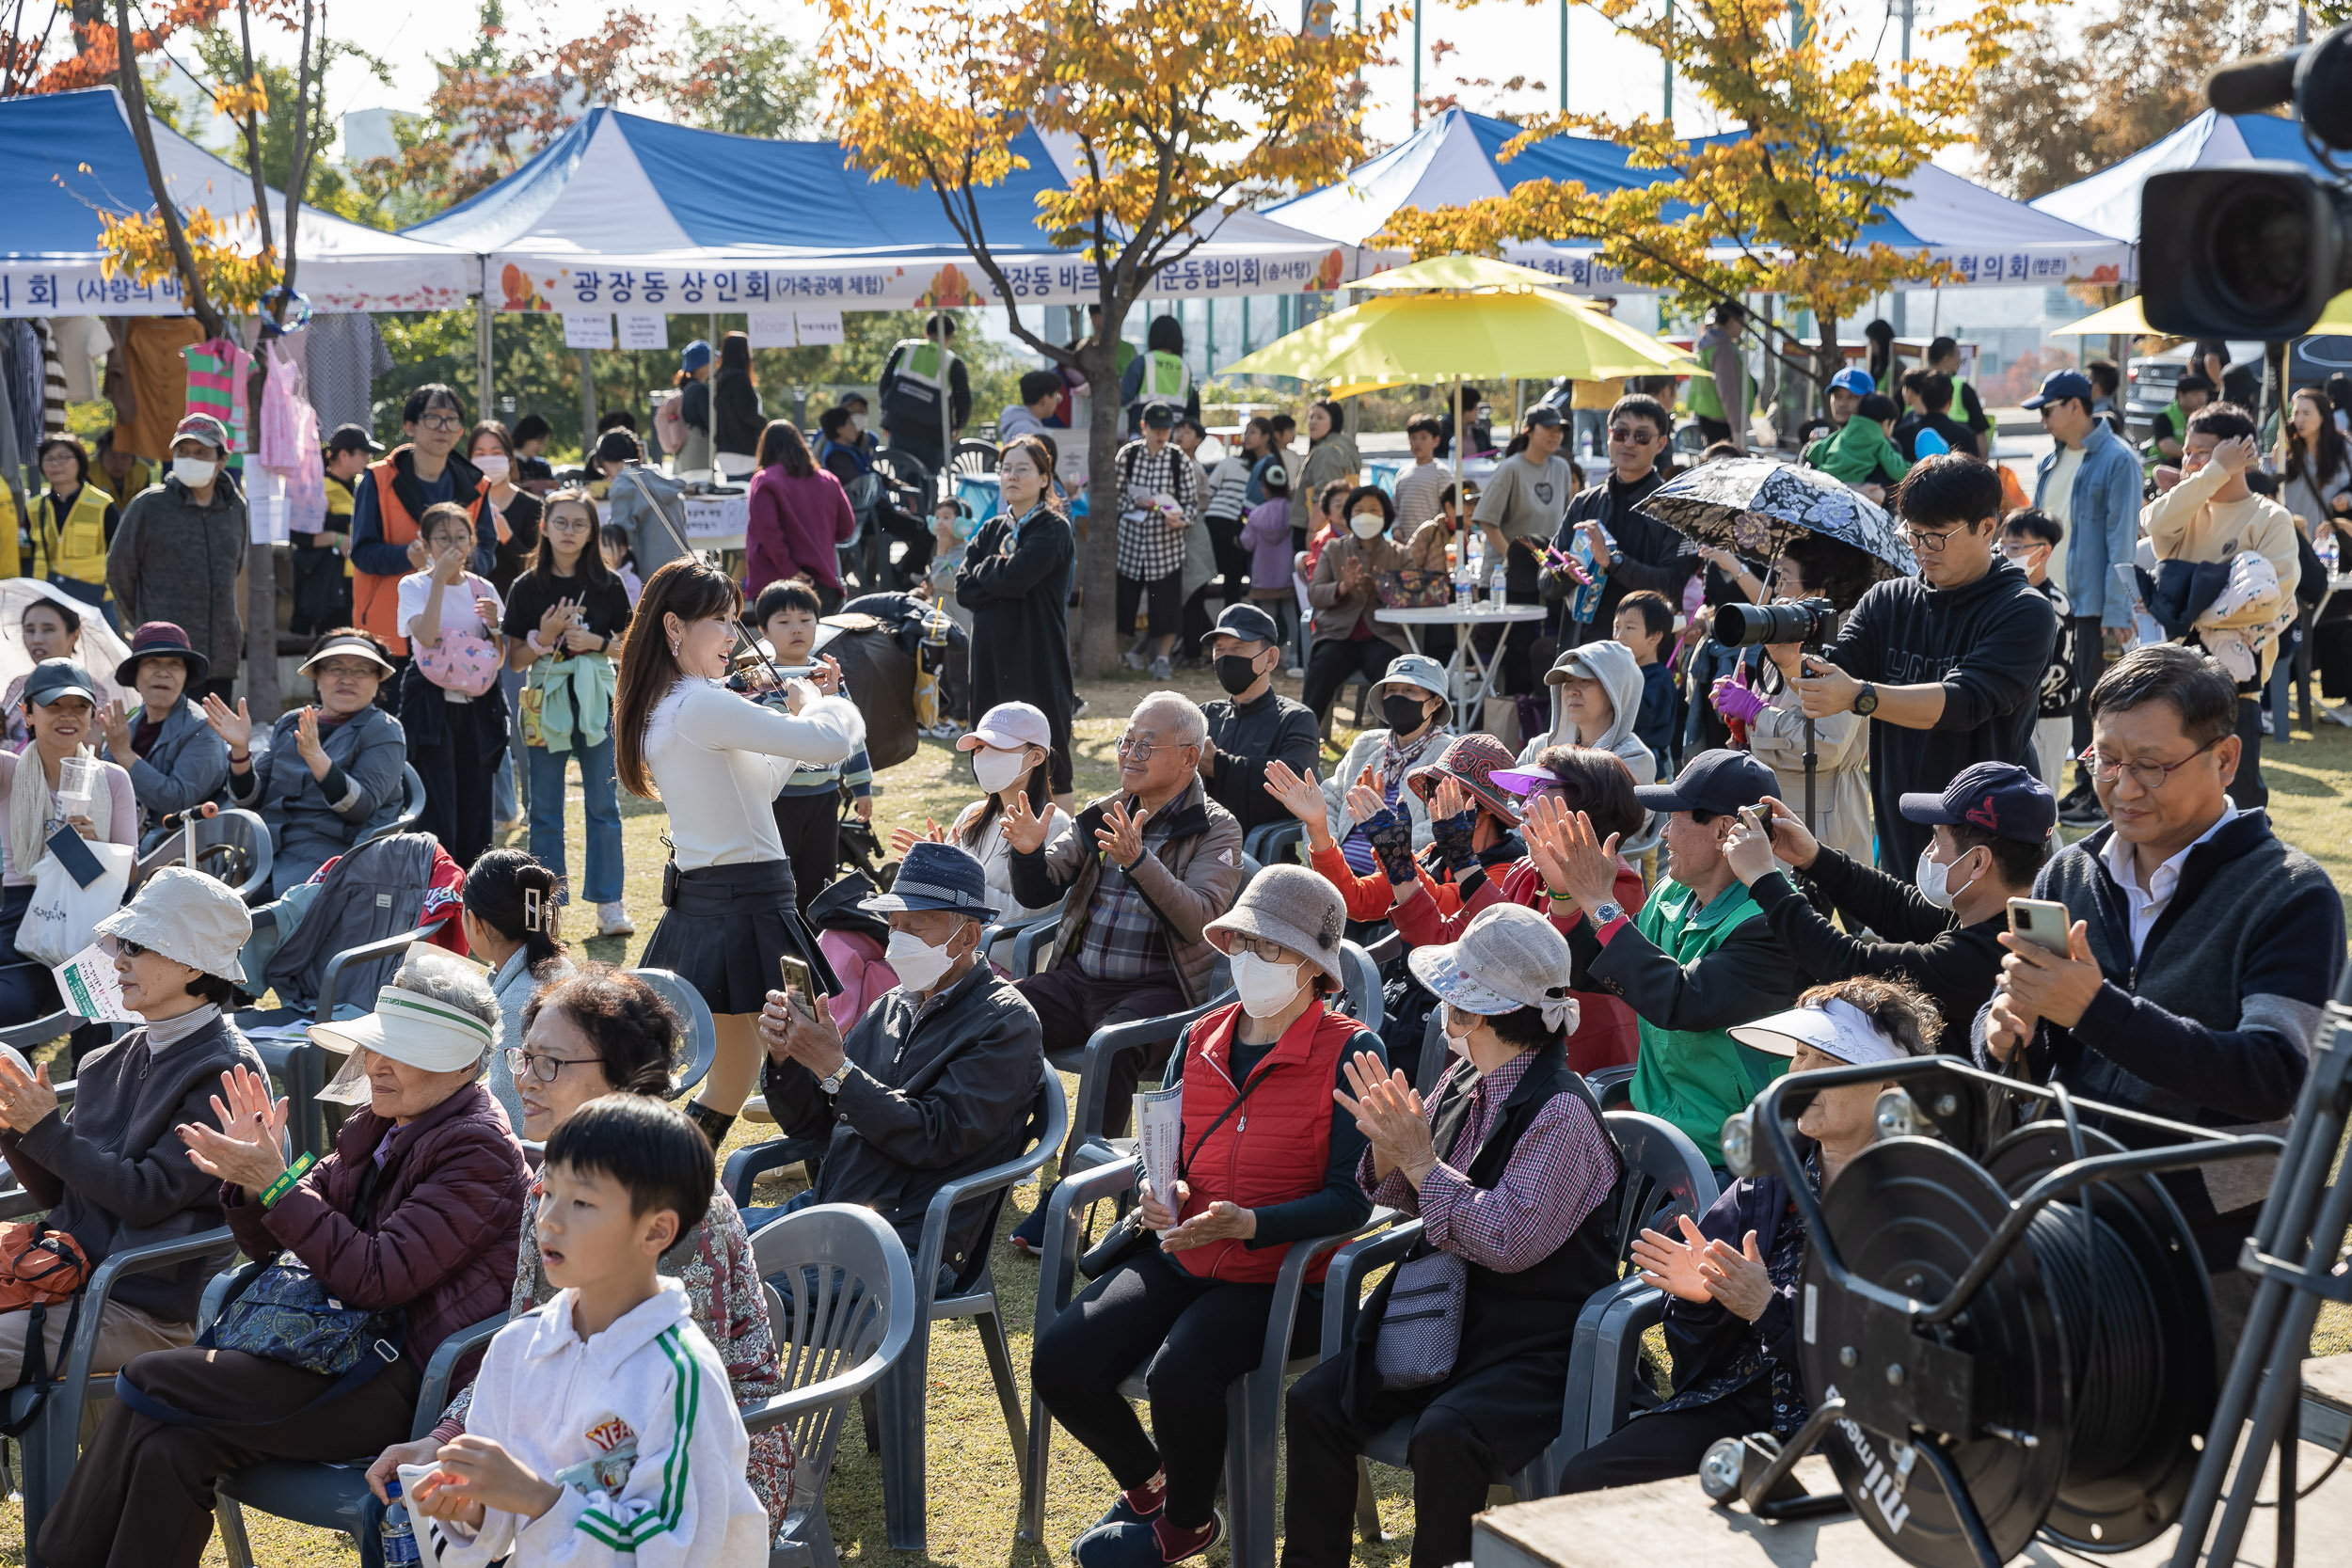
top-left (1814, 315), bottom-right (1843, 421)
top-left (1075, 333), bottom-right (1126, 679)
top-left (114, 0), bottom-right (222, 340)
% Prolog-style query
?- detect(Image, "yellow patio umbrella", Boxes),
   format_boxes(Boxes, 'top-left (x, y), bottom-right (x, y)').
top-left (2053, 293), bottom-right (2352, 335)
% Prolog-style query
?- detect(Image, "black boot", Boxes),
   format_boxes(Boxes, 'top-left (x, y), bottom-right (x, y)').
top-left (685, 1102), bottom-right (736, 1150)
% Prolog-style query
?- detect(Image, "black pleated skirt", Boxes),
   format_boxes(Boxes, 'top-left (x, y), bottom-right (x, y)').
top-left (642, 859), bottom-right (839, 1017)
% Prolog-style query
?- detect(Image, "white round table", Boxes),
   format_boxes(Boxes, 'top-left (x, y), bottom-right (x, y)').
top-left (1375, 602), bottom-right (1549, 731)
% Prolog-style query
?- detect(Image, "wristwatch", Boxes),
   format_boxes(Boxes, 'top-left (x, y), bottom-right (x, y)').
top-left (1851, 681), bottom-right (1880, 717)
top-left (818, 1065), bottom-right (850, 1096)
top-left (1591, 901), bottom-right (1625, 927)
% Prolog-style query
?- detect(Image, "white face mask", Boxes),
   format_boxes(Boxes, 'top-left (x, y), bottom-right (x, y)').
top-left (973, 746), bottom-right (1027, 796)
top-left (1443, 1004), bottom-right (1478, 1061)
top-left (473, 453), bottom-right (510, 482)
top-left (885, 927), bottom-right (964, 994)
top-left (1231, 950), bottom-right (1305, 1019)
top-left (1915, 843), bottom-right (1981, 911)
top-left (173, 456), bottom-right (217, 488)
top-left (1350, 515), bottom-right (1386, 540)
top-left (848, 412), bottom-right (867, 434)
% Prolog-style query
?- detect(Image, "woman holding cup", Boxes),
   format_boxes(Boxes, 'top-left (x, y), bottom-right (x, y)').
top-left (0, 659), bottom-right (136, 1026)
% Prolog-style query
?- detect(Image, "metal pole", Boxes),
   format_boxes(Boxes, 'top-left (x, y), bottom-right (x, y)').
top-left (1662, 3), bottom-right (1674, 121)
top-left (1899, 0), bottom-right (1914, 80)
top-left (474, 291), bottom-right (493, 420)
top-left (1559, 0), bottom-right (1567, 113)
top-left (1413, 0), bottom-right (1424, 127)
top-left (577, 348), bottom-right (596, 455)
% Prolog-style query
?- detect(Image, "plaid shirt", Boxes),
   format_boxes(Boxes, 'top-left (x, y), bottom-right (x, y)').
top-left (1361, 1052), bottom-right (1616, 1272)
top-left (1072, 799), bottom-right (1181, 982)
top-left (1115, 439), bottom-right (1200, 582)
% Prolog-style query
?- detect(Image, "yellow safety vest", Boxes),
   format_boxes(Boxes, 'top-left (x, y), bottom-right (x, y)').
top-left (29, 484), bottom-right (110, 591)
top-left (1137, 349), bottom-right (1191, 408)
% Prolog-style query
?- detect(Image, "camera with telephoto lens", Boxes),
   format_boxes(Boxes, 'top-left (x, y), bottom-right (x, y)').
top-left (2140, 23), bottom-right (2352, 338)
top-left (1713, 597), bottom-right (1836, 647)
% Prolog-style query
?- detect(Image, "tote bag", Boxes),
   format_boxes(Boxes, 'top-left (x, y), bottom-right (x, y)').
top-left (19, 840), bottom-right (134, 967)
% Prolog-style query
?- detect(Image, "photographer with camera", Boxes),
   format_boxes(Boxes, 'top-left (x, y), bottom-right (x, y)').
top-left (1707, 534), bottom-right (1877, 865)
top-left (1721, 763), bottom-right (2053, 1040)
top-left (1795, 455), bottom-right (2058, 877)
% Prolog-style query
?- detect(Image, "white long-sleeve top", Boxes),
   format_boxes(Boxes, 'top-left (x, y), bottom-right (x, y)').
top-left (426, 1280), bottom-right (765, 1568)
top-left (644, 678), bottom-right (865, 869)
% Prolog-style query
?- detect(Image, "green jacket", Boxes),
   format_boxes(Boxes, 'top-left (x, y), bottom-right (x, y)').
top-left (522, 651), bottom-right (615, 754)
top-left (1588, 876), bottom-right (1794, 1164)
top-left (1804, 418), bottom-right (1912, 488)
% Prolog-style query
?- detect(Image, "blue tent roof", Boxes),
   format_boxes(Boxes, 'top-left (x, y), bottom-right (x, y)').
top-left (2030, 109), bottom-right (2336, 242)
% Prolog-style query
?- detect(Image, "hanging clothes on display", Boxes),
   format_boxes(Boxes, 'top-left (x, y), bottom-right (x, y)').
top-left (258, 340), bottom-right (327, 534)
top-left (5, 321), bottom-right (40, 459)
top-left (183, 336), bottom-right (254, 471)
top-left (50, 318), bottom-right (105, 403)
top-left (295, 312), bottom-right (392, 436)
top-left (114, 318), bottom-right (203, 459)
top-left (33, 320), bottom-right (66, 436)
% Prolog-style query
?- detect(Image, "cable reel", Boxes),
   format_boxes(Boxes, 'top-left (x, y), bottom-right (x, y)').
top-left (1716, 1058), bottom-right (2243, 1568)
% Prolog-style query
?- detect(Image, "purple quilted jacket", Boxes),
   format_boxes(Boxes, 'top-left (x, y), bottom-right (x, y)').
top-left (223, 1080), bottom-right (530, 1379)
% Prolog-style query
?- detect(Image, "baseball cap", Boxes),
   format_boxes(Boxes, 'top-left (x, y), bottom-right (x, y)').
top-left (957, 701), bottom-right (1054, 754)
top-left (1730, 997), bottom-right (1907, 1066)
top-left (1897, 761), bottom-right (2056, 844)
top-left (1633, 748), bottom-right (1778, 816)
top-left (1201, 602), bottom-right (1282, 651)
top-left (1378, 652), bottom-right (1450, 703)
top-left (23, 658), bottom-right (97, 708)
top-left (324, 422), bottom-right (386, 456)
top-left (2023, 370), bottom-right (2096, 410)
top-left (1523, 405), bottom-right (1564, 428)
top-left (1829, 367), bottom-right (1875, 397)
top-left (171, 412), bottom-right (230, 453)
top-left (1141, 404), bottom-right (1178, 429)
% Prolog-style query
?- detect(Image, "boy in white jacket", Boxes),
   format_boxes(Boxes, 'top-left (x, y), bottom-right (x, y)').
top-left (413, 1097), bottom-right (767, 1568)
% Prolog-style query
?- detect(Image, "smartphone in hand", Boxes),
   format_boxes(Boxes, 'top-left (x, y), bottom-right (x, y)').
top-left (2006, 897), bottom-right (2073, 955)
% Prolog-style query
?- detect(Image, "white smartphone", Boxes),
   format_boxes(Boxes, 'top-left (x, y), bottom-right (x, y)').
top-left (2007, 897), bottom-right (2073, 955)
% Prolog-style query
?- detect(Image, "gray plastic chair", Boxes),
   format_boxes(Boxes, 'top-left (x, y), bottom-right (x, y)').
top-left (1242, 819), bottom-right (1307, 867)
top-left (1334, 938), bottom-right (1383, 1034)
top-left (1016, 1151), bottom-right (1387, 1568)
top-left (1058, 993), bottom-right (1236, 1157)
top-left (745, 1204), bottom-right (917, 1568)
top-left (632, 967), bottom-right (717, 1099)
top-left (857, 1072), bottom-right (1066, 1551)
top-left (978, 903), bottom-right (1063, 977)
top-left (133, 807), bottom-right (274, 904)
top-left (351, 763), bottom-right (427, 850)
top-left (8, 1227), bottom-right (240, 1568)
top-left (1317, 1107), bottom-right (1719, 1542)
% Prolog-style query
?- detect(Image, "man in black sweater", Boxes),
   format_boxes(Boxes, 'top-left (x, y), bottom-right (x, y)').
top-left (1981, 646), bottom-right (2344, 1350)
top-left (1797, 454), bottom-right (2057, 876)
top-left (1720, 762), bottom-right (2053, 1042)
top-left (1195, 603), bottom-right (1320, 835)
top-left (1548, 393), bottom-right (1692, 642)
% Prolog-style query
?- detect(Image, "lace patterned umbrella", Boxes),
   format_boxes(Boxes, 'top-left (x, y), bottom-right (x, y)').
top-left (1644, 457), bottom-right (1917, 580)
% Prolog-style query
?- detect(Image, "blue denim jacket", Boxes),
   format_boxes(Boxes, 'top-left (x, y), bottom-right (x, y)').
top-left (2033, 422), bottom-right (2144, 627)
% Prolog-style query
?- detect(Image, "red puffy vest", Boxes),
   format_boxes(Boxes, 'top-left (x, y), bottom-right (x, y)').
top-left (1170, 1000), bottom-right (1366, 1285)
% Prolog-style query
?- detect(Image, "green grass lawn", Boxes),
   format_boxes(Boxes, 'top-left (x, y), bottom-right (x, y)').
top-left (0, 662), bottom-right (2344, 1565)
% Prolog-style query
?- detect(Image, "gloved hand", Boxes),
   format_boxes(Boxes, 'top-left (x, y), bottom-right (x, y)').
top-left (1363, 808), bottom-right (1418, 885)
top-left (1429, 808), bottom-right (1478, 872)
top-left (1710, 673), bottom-right (1769, 726)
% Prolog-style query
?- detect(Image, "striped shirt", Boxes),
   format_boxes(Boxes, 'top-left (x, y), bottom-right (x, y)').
top-left (1392, 460), bottom-right (1449, 532)
top-left (1361, 1051), bottom-right (1616, 1272)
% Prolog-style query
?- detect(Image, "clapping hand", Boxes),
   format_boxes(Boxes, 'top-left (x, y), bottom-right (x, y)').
top-left (0, 1054), bottom-right (60, 1133)
top-left (888, 819), bottom-right (950, 856)
top-left (177, 1064), bottom-right (291, 1200)
top-left (1631, 1213), bottom-right (1772, 1321)
top-left (98, 696), bottom-right (135, 758)
top-left (293, 706), bottom-right (329, 772)
top-left (1261, 760), bottom-right (1327, 832)
top-left (1160, 1197), bottom-right (1256, 1251)
top-left (1335, 1050), bottom-right (1437, 1187)
top-left (200, 693), bottom-right (253, 754)
top-left (1001, 789), bottom-right (1051, 855)
top-left (1340, 552), bottom-right (1370, 596)
top-left (1095, 798), bottom-right (1150, 869)
top-left (1527, 804), bottom-right (1622, 915)
top-left (1580, 522), bottom-right (1614, 572)
top-left (1697, 1229), bottom-right (1772, 1321)
top-left (1343, 766), bottom-right (1388, 829)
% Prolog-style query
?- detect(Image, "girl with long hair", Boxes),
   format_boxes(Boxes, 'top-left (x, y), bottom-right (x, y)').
top-left (2278, 384), bottom-right (2352, 542)
top-left (711, 331), bottom-right (765, 480)
top-left (458, 846), bottom-right (572, 1132)
top-left (613, 557), bottom-right (864, 1147)
top-left (501, 487), bottom-right (632, 935)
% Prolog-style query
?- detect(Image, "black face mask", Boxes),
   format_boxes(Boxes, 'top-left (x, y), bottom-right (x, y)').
top-left (1384, 693), bottom-right (1432, 735)
top-left (1215, 655), bottom-right (1264, 696)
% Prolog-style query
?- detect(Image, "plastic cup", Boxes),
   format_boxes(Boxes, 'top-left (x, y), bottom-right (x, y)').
top-left (55, 755), bottom-right (95, 815)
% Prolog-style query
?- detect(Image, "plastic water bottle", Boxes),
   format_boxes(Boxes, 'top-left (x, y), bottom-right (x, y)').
top-left (1489, 562), bottom-right (1508, 606)
top-left (380, 1478), bottom-right (421, 1567)
top-left (1454, 540), bottom-right (1477, 609)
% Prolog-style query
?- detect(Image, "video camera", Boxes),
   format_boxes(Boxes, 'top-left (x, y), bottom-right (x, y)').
top-left (2141, 23), bottom-right (2352, 338)
top-left (1712, 597), bottom-right (1836, 647)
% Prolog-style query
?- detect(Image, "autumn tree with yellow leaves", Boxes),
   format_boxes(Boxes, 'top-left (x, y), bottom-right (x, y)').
top-left (1378, 0), bottom-right (2026, 414)
top-left (823, 0), bottom-right (1391, 673)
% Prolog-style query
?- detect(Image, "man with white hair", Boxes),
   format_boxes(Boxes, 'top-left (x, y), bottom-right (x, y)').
top-left (1001, 689), bottom-right (1245, 1252)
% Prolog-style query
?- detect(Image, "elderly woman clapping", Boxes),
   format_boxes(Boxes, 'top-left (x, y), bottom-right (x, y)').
top-left (40, 945), bottom-right (532, 1568)
top-left (1283, 903), bottom-right (1628, 1568)
top-left (0, 867), bottom-right (262, 1388)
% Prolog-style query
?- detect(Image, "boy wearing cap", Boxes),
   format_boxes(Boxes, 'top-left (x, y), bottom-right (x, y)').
top-left (108, 413), bottom-right (249, 702)
top-left (1720, 762), bottom-right (2053, 1040)
top-left (1532, 749), bottom-right (1803, 1169)
top-left (755, 841), bottom-right (1042, 1277)
top-left (1197, 604), bottom-right (1319, 834)
top-left (0, 867), bottom-right (263, 1386)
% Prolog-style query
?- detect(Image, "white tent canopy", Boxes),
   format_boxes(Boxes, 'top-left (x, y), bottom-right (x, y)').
top-left (2029, 109), bottom-right (2340, 245)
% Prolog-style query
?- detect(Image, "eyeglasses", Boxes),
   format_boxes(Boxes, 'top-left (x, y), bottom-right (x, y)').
top-left (415, 414), bottom-right (465, 434)
top-left (1998, 543), bottom-right (2045, 562)
top-left (504, 1046), bottom-right (601, 1085)
top-left (1608, 426), bottom-right (1658, 445)
top-left (1896, 522), bottom-right (1970, 554)
top-left (99, 936), bottom-right (148, 958)
top-left (1114, 733), bottom-right (1196, 762)
top-left (2076, 736), bottom-right (2220, 791)
top-left (1224, 934), bottom-right (1297, 963)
